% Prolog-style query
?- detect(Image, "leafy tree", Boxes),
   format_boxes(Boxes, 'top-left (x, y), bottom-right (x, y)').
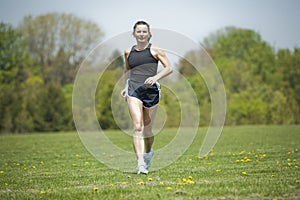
top-left (0, 23), bottom-right (31, 84)
top-left (33, 82), bottom-right (72, 131)
top-left (20, 76), bottom-right (44, 132)
top-left (177, 48), bottom-right (212, 77)
top-left (0, 86), bottom-right (16, 132)
top-left (19, 13), bottom-right (104, 85)
top-left (268, 90), bottom-right (297, 124)
top-left (159, 85), bottom-right (181, 127)
top-left (227, 85), bottom-right (268, 125)
top-left (0, 23), bottom-right (33, 133)
top-left (96, 70), bottom-right (120, 129)
top-left (177, 26), bottom-right (299, 125)
top-left (107, 50), bottom-right (124, 71)
top-left (274, 48), bottom-right (300, 123)
top-left (277, 48), bottom-right (300, 106)
top-left (187, 74), bottom-right (210, 126)
top-left (211, 27), bottom-right (276, 83)
top-left (177, 52), bottom-right (196, 77)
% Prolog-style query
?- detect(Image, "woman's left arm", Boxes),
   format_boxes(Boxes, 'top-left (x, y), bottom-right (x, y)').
top-left (144, 47), bottom-right (173, 85)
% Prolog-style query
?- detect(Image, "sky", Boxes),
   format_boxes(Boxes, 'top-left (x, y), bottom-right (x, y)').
top-left (0, 0), bottom-right (300, 50)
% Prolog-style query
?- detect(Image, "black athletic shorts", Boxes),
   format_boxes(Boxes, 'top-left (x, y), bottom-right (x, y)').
top-left (126, 79), bottom-right (160, 108)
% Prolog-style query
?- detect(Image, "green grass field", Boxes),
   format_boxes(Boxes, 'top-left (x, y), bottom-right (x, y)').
top-left (0, 125), bottom-right (299, 200)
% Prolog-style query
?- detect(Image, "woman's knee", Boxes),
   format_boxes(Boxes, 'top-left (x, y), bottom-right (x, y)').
top-left (144, 117), bottom-right (152, 126)
top-left (133, 123), bottom-right (143, 133)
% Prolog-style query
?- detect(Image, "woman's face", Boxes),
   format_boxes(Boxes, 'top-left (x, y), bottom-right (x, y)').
top-left (133, 25), bottom-right (151, 43)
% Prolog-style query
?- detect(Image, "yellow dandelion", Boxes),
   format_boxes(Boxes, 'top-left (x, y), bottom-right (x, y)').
top-left (216, 169), bottom-right (221, 173)
top-left (176, 182), bottom-right (182, 187)
top-left (39, 191), bottom-right (46, 195)
top-left (188, 175), bottom-right (193, 180)
top-left (241, 171), bottom-right (247, 175)
top-left (108, 183), bottom-right (114, 187)
top-left (260, 154), bottom-right (267, 158)
top-left (121, 182), bottom-right (127, 185)
top-left (148, 177), bottom-right (153, 181)
top-left (127, 175), bottom-right (131, 179)
top-left (288, 151), bottom-right (292, 155)
top-left (188, 158), bottom-right (193, 161)
top-left (187, 179), bottom-right (195, 184)
top-left (0, 170), bottom-right (4, 174)
top-left (93, 187), bottom-right (99, 192)
top-left (137, 181), bottom-right (144, 185)
top-left (239, 150), bottom-right (245, 155)
top-left (287, 163), bottom-right (292, 167)
top-left (84, 162), bottom-right (90, 165)
top-left (182, 178), bottom-right (187, 183)
top-left (32, 166), bottom-right (36, 169)
top-left (166, 186), bottom-right (172, 190)
top-left (159, 181), bottom-right (164, 185)
top-left (296, 180), bottom-right (300, 183)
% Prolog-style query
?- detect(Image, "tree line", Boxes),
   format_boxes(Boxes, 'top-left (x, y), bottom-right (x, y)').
top-left (178, 27), bottom-right (300, 125)
top-left (0, 13), bottom-right (103, 133)
top-left (0, 13), bottom-right (299, 133)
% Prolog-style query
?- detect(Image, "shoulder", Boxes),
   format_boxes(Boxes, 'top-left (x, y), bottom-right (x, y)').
top-left (150, 44), bottom-right (166, 59)
top-left (150, 45), bottom-right (165, 57)
top-left (124, 48), bottom-right (131, 58)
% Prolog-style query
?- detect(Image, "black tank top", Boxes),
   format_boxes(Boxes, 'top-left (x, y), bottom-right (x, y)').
top-left (127, 43), bottom-right (158, 83)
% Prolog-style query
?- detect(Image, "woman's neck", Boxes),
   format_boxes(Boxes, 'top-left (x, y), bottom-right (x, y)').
top-left (135, 42), bottom-right (149, 51)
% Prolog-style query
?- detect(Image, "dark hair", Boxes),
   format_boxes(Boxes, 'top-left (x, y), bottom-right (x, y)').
top-left (133, 20), bottom-right (150, 32)
top-left (133, 21), bottom-right (152, 41)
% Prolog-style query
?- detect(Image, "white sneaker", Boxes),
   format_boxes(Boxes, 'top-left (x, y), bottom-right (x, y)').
top-left (137, 164), bottom-right (148, 174)
top-left (144, 149), bottom-right (154, 170)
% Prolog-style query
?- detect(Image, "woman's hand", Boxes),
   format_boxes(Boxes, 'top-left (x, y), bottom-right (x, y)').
top-left (144, 77), bottom-right (157, 86)
top-left (120, 89), bottom-right (127, 101)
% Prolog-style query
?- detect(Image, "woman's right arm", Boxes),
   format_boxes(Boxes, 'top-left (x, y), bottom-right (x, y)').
top-left (123, 50), bottom-right (130, 82)
top-left (121, 50), bottom-right (130, 98)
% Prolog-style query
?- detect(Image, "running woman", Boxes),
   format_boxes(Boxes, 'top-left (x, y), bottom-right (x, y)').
top-left (121, 21), bottom-right (173, 174)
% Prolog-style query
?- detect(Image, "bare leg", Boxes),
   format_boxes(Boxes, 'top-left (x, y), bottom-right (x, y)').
top-left (143, 106), bottom-right (158, 153)
top-left (127, 97), bottom-right (144, 162)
